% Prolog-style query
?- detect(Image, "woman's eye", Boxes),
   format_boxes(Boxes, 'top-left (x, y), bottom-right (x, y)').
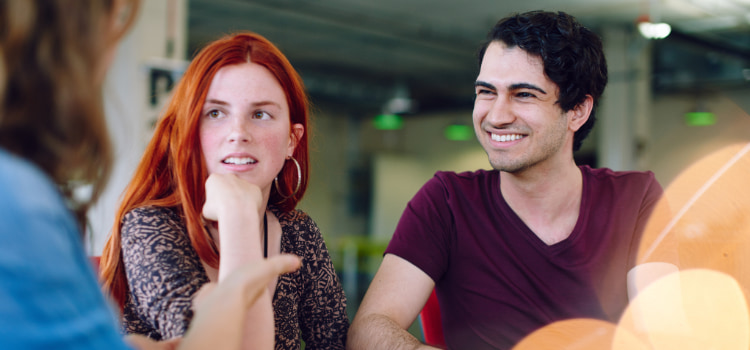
top-left (207, 110), bottom-right (221, 118)
top-left (253, 111), bottom-right (271, 119)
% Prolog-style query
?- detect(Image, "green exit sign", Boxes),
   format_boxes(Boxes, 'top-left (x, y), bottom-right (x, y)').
top-left (684, 112), bottom-right (716, 126)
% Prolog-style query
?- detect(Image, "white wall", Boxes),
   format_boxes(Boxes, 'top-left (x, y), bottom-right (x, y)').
top-left (86, 0), bottom-right (188, 255)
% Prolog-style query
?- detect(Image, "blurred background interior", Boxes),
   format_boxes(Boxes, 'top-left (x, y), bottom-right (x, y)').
top-left (90, 0), bottom-right (749, 328)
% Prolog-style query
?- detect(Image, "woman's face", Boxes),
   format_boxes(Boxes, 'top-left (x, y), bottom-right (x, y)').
top-left (199, 62), bottom-right (304, 198)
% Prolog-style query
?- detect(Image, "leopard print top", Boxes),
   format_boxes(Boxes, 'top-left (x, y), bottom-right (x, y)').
top-left (120, 206), bottom-right (348, 350)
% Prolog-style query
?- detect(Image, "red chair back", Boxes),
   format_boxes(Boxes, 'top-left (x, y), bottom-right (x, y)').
top-left (89, 256), bottom-right (101, 275)
top-left (419, 289), bottom-right (446, 348)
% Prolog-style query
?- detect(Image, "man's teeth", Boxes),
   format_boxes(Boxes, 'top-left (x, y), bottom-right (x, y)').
top-left (491, 134), bottom-right (524, 142)
top-left (223, 157), bottom-right (255, 165)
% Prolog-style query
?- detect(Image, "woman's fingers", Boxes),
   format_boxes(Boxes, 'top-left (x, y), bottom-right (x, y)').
top-left (195, 254), bottom-right (302, 310)
top-left (232, 254), bottom-right (302, 306)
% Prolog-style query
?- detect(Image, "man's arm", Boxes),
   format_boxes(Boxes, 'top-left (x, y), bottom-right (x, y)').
top-left (348, 254), bottom-right (441, 350)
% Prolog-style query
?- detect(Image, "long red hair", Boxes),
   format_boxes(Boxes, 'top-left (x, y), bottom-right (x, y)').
top-left (100, 32), bottom-right (310, 310)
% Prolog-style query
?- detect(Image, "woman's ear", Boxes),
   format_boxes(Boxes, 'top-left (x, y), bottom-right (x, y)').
top-left (287, 123), bottom-right (304, 157)
top-left (568, 94), bottom-right (594, 132)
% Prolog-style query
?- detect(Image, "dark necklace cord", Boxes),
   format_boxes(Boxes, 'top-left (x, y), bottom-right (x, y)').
top-left (263, 212), bottom-right (268, 258)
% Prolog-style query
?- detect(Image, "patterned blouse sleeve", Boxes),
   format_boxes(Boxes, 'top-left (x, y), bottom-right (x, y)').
top-left (296, 212), bottom-right (350, 349)
top-left (120, 206), bottom-right (208, 340)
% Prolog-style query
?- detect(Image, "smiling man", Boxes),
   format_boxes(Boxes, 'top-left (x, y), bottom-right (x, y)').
top-left (348, 10), bottom-right (676, 350)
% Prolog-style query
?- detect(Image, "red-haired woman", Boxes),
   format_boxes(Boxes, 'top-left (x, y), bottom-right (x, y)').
top-left (100, 32), bottom-right (348, 350)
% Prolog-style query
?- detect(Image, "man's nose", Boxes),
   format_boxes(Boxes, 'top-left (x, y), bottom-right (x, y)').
top-left (485, 97), bottom-right (515, 126)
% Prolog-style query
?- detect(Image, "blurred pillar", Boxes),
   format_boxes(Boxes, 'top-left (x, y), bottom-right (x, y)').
top-left (598, 25), bottom-right (653, 171)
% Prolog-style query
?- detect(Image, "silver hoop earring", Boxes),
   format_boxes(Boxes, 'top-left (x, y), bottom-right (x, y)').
top-left (274, 156), bottom-right (302, 202)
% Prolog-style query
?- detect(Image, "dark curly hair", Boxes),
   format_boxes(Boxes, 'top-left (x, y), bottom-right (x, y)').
top-left (478, 11), bottom-right (608, 151)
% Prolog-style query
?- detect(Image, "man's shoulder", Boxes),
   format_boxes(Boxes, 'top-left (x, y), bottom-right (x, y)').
top-left (416, 169), bottom-right (500, 207)
top-left (581, 165), bottom-right (656, 184)
top-left (581, 165), bottom-right (662, 202)
top-left (425, 169), bottom-right (498, 195)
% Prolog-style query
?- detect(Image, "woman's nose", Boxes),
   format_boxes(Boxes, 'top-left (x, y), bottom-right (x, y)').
top-left (227, 117), bottom-right (251, 143)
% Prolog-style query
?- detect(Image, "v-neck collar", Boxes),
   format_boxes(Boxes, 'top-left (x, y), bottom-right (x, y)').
top-left (492, 166), bottom-right (590, 255)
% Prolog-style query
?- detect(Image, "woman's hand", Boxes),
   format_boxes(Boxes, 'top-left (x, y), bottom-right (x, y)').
top-left (202, 173), bottom-right (263, 224)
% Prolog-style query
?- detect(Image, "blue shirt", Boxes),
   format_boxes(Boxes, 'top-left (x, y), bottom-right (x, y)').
top-left (0, 149), bottom-right (131, 349)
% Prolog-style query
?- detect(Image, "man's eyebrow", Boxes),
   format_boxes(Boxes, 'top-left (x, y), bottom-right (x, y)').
top-left (509, 83), bottom-right (547, 95)
top-left (474, 81), bottom-right (548, 95)
top-left (474, 81), bottom-right (496, 90)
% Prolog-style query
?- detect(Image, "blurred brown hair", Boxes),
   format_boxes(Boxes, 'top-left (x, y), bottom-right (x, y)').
top-left (0, 0), bottom-right (140, 229)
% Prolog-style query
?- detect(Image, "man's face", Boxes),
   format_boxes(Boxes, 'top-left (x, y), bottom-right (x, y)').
top-left (473, 41), bottom-right (577, 174)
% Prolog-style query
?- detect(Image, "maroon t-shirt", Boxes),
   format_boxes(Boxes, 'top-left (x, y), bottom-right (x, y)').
top-left (385, 166), bottom-right (664, 350)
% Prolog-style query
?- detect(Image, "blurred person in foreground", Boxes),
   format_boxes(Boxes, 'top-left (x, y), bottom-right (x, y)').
top-left (0, 1), bottom-right (300, 349)
top-left (99, 32), bottom-right (349, 350)
top-left (348, 10), bottom-right (677, 350)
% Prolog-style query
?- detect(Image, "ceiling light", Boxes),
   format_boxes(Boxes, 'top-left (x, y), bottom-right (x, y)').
top-left (636, 14), bottom-right (671, 39)
top-left (636, 0), bottom-right (671, 40)
top-left (383, 82), bottom-right (416, 115)
top-left (638, 21), bottom-right (672, 39)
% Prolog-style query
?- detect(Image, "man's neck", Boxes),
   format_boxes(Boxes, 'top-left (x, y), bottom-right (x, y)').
top-left (499, 160), bottom-right (584, 245)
